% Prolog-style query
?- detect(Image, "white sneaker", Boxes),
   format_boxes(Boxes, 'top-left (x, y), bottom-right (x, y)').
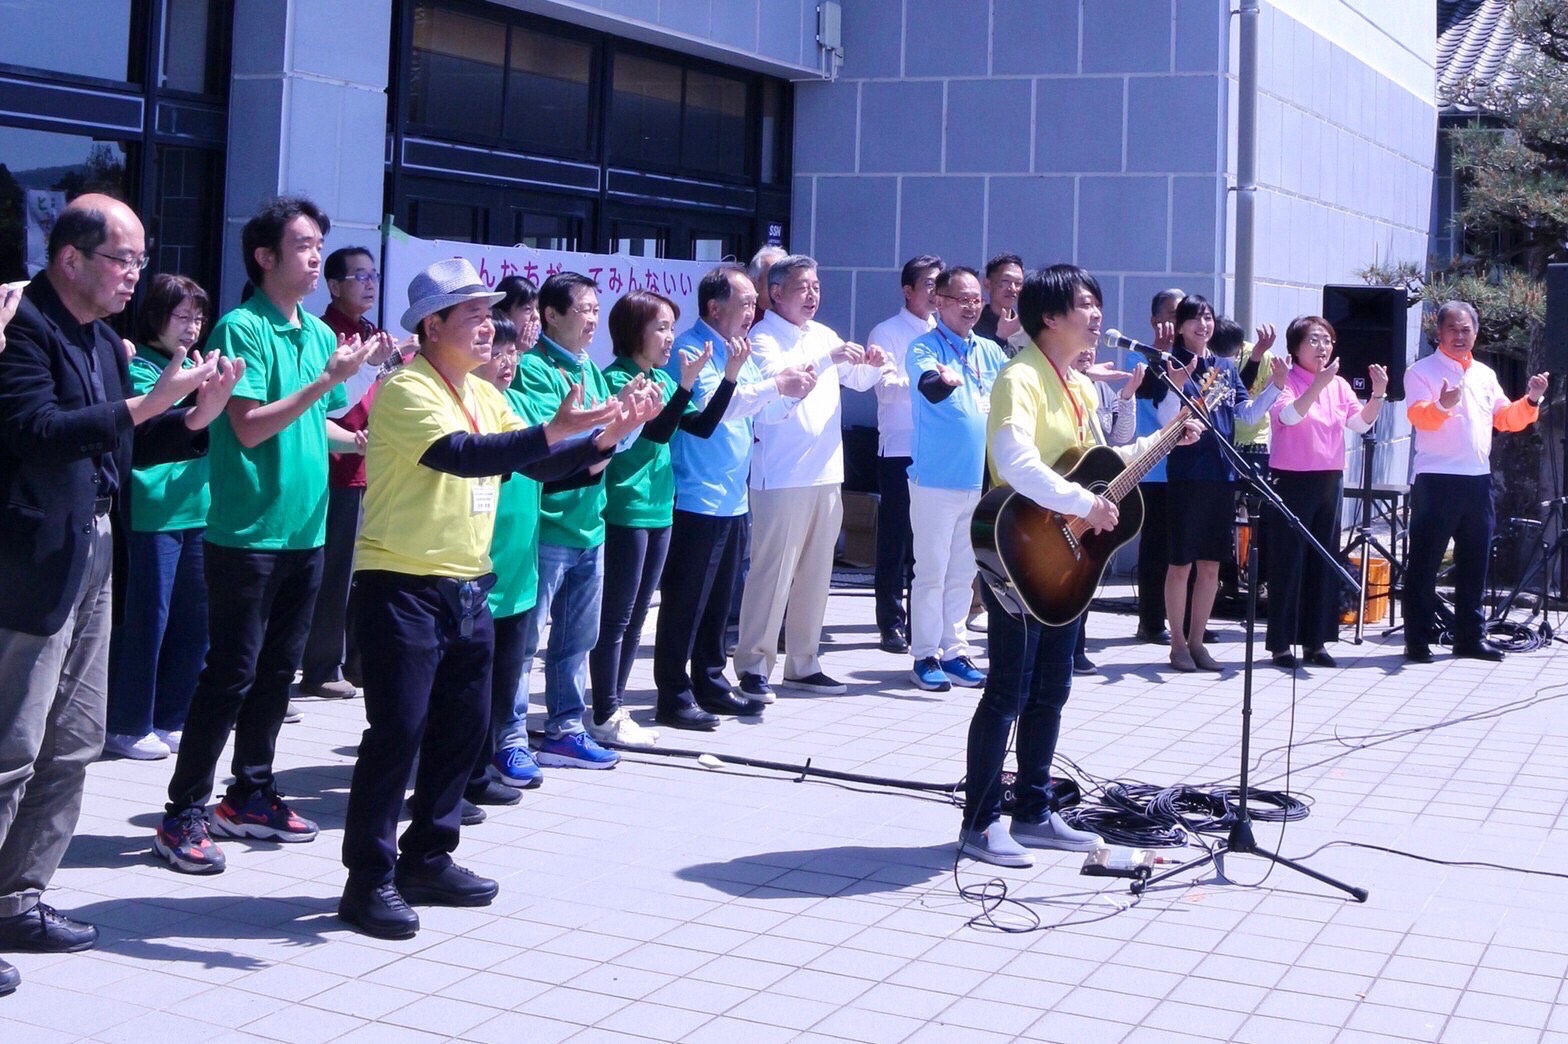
top-left (958, 822), bottom-right (1034, 868)
top-left (1011, 811), bottom-right (1103, 852)
top-left (103, 731), bottom-right (170, 761)
top-left (585, 708), bottom-right (660, 748)
top-left (153, 729), bottom-right (182, 754)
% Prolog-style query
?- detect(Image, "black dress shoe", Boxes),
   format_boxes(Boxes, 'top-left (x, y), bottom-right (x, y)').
top-left (465, 779), bottom-right (523, 806)
top-left (0, 904), bottom-right (98, 953)
top-left (697, 689), bottom-right (767, 717)
top-left (1072, 654), bottom-right (1098, 676)
top-left (1203, 629), bottom-right (1218, 643)
top-left (655, 703), bottom-right (720, 731)
top-left (879, 629), bottom-right (910, 654)
top-left (0, 955), bottom-right (16, 995)
top-left (1135, 626), bottom-right (1170, 644)
top-left (1271, 651), bottom-right (1297, 669)
top-left (395, 862), bottom-right (499, 907)
top-left (460, 799), bottom-right (486, 826)
top-left (1404, 644), bottom-right (1435, 664)
top-left (339, 880), bottom-right (419, 939)
top-left (1452, 641), bottom-right (1505, 662)
top-left (1304, 647), bottom-right (1337, 668)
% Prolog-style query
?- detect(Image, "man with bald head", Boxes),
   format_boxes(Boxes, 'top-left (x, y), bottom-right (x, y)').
top-left (0, 194), bottom-right (237, 990)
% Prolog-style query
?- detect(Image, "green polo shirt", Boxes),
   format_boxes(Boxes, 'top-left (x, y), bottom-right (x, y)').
top-left (127, 346), bottom-right (210, 533)
top-left (205, 293), bottom-right (347, 550)
top-left (512, 335), bottom-right (612, 549)
top-left (602, 360), bottom-right (691, 529)
top-left (488, 387), bottom-right (550, 618)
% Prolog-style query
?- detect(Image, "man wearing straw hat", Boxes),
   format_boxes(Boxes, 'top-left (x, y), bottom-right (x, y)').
top-left (337, 258), bottom-right (657, 938)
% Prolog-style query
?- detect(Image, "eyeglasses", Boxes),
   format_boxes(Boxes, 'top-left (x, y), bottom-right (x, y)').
top-left (939, 294), bottom-right (984, 308)
top-left (1305, 334), bottom-right (1335, 347)
top-left (170, 311), bottom-right (204, 327)
top-left (336, 271), bottom-right (379, 284)
top-left (91, 250), bottom-right (151, 272)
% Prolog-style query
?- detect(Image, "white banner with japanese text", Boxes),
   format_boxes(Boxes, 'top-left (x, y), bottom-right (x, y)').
top-left (380, 226), bottom-right (713, 366)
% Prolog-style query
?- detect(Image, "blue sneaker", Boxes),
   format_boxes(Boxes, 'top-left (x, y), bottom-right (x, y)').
top-left (941, 655), bottom-right (986, 688)
top-left (910, 657), bottom-right (951, 692)
top-left (534, 732), bottom-right (620, 770)
top-left (493, 746), bottom-right (543, 788)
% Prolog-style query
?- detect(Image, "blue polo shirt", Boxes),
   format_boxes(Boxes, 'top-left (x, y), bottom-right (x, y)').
top-left (666, 320), bottom-right (768, 517)
top-left (905, 320), bottom-right (1008, 491)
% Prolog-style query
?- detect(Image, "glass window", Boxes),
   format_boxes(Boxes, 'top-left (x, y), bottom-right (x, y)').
top-left (0, 127), bottom-right (134, 280)
top-left (760, 80), bottom-right (786, 185)
top-left (151, 146), bottom-right (221, 291)
top-left (515, 211), bottom-right (582, 252)
top-left (409, 198), bottom-right (484, 243)
top-left (503, 26), bottom-right (593, 156)
top-left (0, 0), bottom-right (136, 83)
top-left (691, 236), bottom-right (728, 262)
top-left (611, 221), bottom-right (667, 259)
top-left (408, 4), bottom-right (505, 139)
top-left (608, 54), bottom-right (682, 170)
top-left (682, 69), bottom-right (748, 180)
top-left (161, 0), bottom-right (221, 95)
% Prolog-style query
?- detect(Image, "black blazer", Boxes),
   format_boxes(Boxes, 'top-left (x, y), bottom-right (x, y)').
top-left (0, 275), bottom-right (205, 636)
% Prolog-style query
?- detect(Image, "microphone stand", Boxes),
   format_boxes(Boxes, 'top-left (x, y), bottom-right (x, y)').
top-left (1128, 353), bottom-right (1368, 903)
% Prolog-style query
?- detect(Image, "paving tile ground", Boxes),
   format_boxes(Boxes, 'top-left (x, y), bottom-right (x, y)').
top-left (6, 582), bottom-right (1568, 1042)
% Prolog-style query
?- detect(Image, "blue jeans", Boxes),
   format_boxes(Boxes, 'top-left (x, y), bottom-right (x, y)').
top-left (505, 542), bottom-right (602, 743)
top-left (107, 528), bottom-right (208, 736)
top-left (963, 585), bottom-right (1081, 832)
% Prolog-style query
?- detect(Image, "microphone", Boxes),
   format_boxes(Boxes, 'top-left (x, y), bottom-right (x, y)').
top-left (1103, 329), bottom-right (1168, 362)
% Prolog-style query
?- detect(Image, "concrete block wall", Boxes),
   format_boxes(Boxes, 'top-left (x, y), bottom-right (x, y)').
top-left (794, 0), bottom-right (1234, 346)
top-left (222, 0), bottom-right (393, 311)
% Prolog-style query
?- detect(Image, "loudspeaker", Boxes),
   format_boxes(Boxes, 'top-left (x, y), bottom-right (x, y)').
top-left (1547, 264), bottom-right (1568, 376)
top-left (1321, 285), bottom-right (1408, 401)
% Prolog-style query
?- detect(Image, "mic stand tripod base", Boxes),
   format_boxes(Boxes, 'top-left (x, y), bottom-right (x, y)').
top-left (1129, 815), bottom-right (1369, 902)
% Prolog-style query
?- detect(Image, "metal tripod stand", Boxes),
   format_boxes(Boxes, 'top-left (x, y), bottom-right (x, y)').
top-left (1341, 430), bottom-right (1400, 643)
top-left (1488, 496), bottom-right (1568, 645)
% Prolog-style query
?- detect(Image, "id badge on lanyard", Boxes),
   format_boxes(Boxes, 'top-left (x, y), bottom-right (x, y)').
top-left (471, 479), bottom-right (498, 515)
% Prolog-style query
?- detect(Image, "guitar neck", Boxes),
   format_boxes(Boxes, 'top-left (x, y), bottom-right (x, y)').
top-left (1102, 409), bottom-right (1191, 504)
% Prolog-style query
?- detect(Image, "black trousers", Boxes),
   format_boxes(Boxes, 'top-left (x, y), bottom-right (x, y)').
top-left (1404, 473), bottom-right (1495, 647)
top-left (1264, 470), bottom-right (1343, 653)
top-left (874, 455), bottom-right (914, 634)
top-left (653, 510), bottom-right (745, 711)
top-left (1136, 482), bottom-right (1170, 632)
top-left (469, 608), bottom-right (532, 790)
top-left (166, 544), bottom-right (322, 814)
top-left (343, 570), bottom-right (492, 884)
top-left (301, 486), bottom-right (363, 685)
top-left (590, 524), bottom-right (671, 724)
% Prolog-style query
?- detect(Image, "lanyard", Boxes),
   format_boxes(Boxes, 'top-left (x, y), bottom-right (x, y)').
top-left (936, 324), bottom-right (991, 393)
top-left (433, 368), bottom-right (482, 434)
top-left (1044, 354), bottom-right (1089, 442)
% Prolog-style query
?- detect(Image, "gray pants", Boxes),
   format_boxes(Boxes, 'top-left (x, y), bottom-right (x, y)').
top-left (0, 513), bottom-right (112, 917)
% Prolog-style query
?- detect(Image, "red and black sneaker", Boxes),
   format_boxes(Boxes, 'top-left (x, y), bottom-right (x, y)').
top-left (152, 808), bottom-right (227, 874)
top-left (211, 790), bottom-right (319, 843)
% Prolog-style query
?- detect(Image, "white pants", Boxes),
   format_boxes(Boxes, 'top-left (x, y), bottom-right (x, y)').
top-left (909, 481), bottom-right (981, 660)
top-left (734, 484), bottom-right (842, 680)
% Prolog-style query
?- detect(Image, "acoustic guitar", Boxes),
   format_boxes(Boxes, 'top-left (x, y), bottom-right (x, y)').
top-left (972, 371), bottom-right (1226, 626)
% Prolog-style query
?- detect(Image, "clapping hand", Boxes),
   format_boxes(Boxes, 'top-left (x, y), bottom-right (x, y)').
top-left (934, 363), bottom-right (962, 387)
top-left (1368, 364), bottom-right (1389, 397)
top-left (366, 330), bottom-right (398, 367)
top-left (862, 344), bottom-right (888, 368)
top-left (1251, 323), bottom-right (1277, 361)
top-left (830, 341), bottom-right (865, 366)
top-left (1438, 379), bottom-right (1461, 410)
top-left (679, 343), bottom-right (713, 390)
top-left (1527, 371), bottom-right (1550, 404)
top-left (1152, 320), bottom-right (1175, 353)
top-left (1083, 360), bottom-right (1133, 383)
top-left (1118, 362), bottom-right (1147, 400)
top-left (324, 334), bottom-right (375, 384)
top-left (0, 281), bottom-right (23, 354)
top-left (723, 336), bottom-right (751, 381)
top-left (152, 345), bottom-right (221, 407)
top-left (184, 353), bottom-right (246, 430)
top-left (1165, 354), bottom-right (1198, 388)
top-left (775, 365), bottom-right (816, 398)
top-left (1306, 357), bottom-right (1338, 389)
top-left (543, 382), bottom-right (619, 445)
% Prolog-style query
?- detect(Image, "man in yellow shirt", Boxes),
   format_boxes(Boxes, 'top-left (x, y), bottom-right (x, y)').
top-left (337, 259), bottom-right (655, 938)
top-left (961, 264), bottom-right (1198, 867)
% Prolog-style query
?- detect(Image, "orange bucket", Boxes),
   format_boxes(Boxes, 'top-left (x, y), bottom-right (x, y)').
top-left (1340, 555), bottom-right (1391, 625)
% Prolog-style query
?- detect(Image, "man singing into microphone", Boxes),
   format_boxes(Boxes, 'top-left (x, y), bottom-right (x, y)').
top-left (959, 265), bottom-right (1198, 867)
top-left (1403, 301), bottom-right (1548, 663)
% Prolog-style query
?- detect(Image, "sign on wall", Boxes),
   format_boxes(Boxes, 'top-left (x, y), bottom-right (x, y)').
top-left (380, 226), bottom-right (717, 366)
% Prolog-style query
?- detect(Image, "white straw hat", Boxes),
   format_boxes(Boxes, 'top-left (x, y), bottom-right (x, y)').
top-left (401, 257), bottom-right (505, 333)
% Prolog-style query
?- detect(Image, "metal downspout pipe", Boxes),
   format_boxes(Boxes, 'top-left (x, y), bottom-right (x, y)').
top-left (1234, 0), bottom-right (1260, 332)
